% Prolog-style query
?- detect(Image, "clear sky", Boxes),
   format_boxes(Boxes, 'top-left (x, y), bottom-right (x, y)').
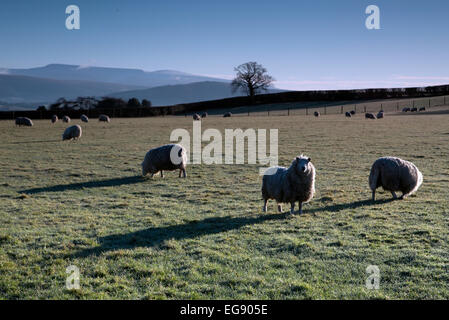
top-left (0, 0), bottom-right (448, 90)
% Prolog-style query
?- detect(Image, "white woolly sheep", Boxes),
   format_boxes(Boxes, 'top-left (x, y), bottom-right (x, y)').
top-left (193, 113), bottom-right (201, 120)
top-left (223, 112), bottom-right (232, 118)
top-left (365, 113), bottom-right (376, 119)
top-left (369, 156), bottom-right (423, 201)
top-left (80, 114), bottom-right (89, 123)
top-left (99, 114), bottom-right (110, 122)
top-left (51, 115), bottom-right (58, 123)
top-left (410, 107), bottom-right (418, 112)
top-left (345, 111), bottom-right (352, 117)
top-left (377, 111), bottom-right (384, 119)
top-left (262, 155), bottom-right (316, 215)
top-left (402, 107), bottom-right (411, 112)
top-left (15, 117), bottom-right (33, 127)
top-left (201, 112), bottom-right (208, 118)
top-left (314, 111), bottom-right (320, 117)
top-left (62, 116), bottom-right (71, 123)
top-left (62, 125), bottom-right (82, 141)
top-left (142, 144), bottom-right (187, 178)
top-left (419, 107), bottom-right (426, 112)
top-left (350, 110), bottom-right (356, 115)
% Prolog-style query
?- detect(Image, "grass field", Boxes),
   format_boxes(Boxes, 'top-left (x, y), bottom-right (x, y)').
top-left (1, 109), bottom-right (449, 299)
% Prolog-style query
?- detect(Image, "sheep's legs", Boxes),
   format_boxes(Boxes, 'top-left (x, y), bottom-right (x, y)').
top-left (263, 199), bottom-right (268, 213)
top-left (277, 204), bottom-right (282, 213)
top-left (290, 202), bottom-right (295, 214)
top-left (160, 171), bottom-right (164, 178)
top-left (372, 190), bottom-right (376, 201)
top-left (180, 169), bottom-right (186, 178)
top-left (391, 191), bottom-right (397, 199)
top-left (298, 202), bottom-right (303, 215)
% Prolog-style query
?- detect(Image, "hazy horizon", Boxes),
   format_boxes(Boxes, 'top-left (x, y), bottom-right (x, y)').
top-left (1, 0), bottom-right (448, 90)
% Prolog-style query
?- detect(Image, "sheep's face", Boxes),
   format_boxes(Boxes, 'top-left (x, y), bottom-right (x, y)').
top-left (294, 156), bottom-right (312, 174)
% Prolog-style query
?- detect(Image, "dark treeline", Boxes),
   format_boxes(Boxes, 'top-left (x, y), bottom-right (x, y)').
top-left (1, 84), bottom-right (449, 119)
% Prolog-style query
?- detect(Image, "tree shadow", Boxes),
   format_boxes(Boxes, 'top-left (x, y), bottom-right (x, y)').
top-left (308, 198), bottom-right (395, 214)
top-left (20, 175), bottom-right (144, 194)
top-left (72, 213), bottom-right (288, 258)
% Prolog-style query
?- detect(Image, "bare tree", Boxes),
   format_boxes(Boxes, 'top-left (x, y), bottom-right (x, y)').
top-left (231, 61), bottom-right (275, 98)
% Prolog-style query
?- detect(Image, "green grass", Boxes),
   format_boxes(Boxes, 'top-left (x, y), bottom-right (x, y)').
top-left (1, 111), bottom-right (449, 299)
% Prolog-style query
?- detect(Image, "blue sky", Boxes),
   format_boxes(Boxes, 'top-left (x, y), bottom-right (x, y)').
top-left (0, 0), bottom-right (448, 90)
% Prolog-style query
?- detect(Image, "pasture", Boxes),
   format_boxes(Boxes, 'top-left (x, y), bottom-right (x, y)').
top-left (0, 110), bottom-right (448, 299)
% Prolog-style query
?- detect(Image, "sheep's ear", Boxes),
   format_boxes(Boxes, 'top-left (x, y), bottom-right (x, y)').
top-left (308, 157), bottom-right (311, 162)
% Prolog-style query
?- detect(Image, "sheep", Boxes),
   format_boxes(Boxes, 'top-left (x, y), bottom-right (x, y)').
top-left (345, 111), bottom-right (352, 118)
top-left (262, 155), bottom-right (316, 215)
top-left (402, 107), bottom-right (411, 112)
top-left (142, 144), bottom-right (187, 178)
top-left (350, 110), bottom-right (356, 115)
top-left (62, 125), bottom-right (82, 141)
top-left (365, 113), bottom-right (377, 119)
top-left (223, 112), bottom-right (232, 118)
top-left (80, 114), bottom-right (89, 123)
top-left (99, 114), bottom-right (110, 122)
top-left (410, 107), bottom-right (418, 112)
top-left (369, 156), bottom-right (423, 201)
top-left (419, 107), bottom-right (426, 112)
top-left (377, 111), bottom-right (384, 119)
top-left (63, 116), bottom-right (71, 123)
top-left (314, 111), bottom-right (320, 117)
top-left (51, 115), bottom-right (58, 123)
top-left (201, 112), bottom-right (208, 118)
top-left (193, 113), bottom-right (201, 121)
top-left (15, 117), bottom-right (33, 127)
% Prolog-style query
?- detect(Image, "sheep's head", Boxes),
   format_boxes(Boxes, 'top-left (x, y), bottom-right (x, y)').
top-left (294, 155), bottom-right (312, 174)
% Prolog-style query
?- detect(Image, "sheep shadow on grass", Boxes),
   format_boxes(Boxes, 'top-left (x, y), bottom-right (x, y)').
top-left (20, 175), bottom-right (144, 194)
top-left (307, 198), bottom-right (395, 214)
top-left (72, 213), bottom-right (288, 258)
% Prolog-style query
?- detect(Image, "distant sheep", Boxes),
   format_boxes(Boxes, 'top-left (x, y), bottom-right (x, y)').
top-left (345, 111), bottom-right (352, 118)
top-left (377, 111), bottom-right (384, 119)
top-left (201, 112), bottom-right (208, 118)
top-left (62, 116), bottom-right (71, 123)
top-left (99, 114), bottom-right (110, 122)
top-left (365, 113), bottom-right (377, 119)
top-left (15, 117), bottom-right (33, 127)
top-left (193, 113), bottom-right (201, 120)
top-left (369, 156), bottom-right (423, 201)
top-left (410, 108), bottom-right (418, 112)
top-left (419, 107), bottom-right (426, 112)
top-left (223, 112), bottom-right (232, 118)
top-left (350, 110), bottom-right (356, 115)
top-left (262, 155), bottom-right (316, 215)
top-left (402, 107), bottom-right (411, 112)
top-left (51, 115), bottom-right (58, 123)
top-left (314, 111), bottom-right (320, 117)
top-left (142, 144), bottom-right (187, 178)
top-left (62, 125), bottom-right (82, 141)
top-left (80, 114), bottom-right (89, 123)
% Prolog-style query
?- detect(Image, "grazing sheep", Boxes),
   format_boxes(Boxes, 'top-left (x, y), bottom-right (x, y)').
top-left (365, 113), bottom-right (377, 119)
top-left (402, 107), bottom-right (411, 112)
top-left (369, 156), bottom-right (423, 201)
top-left (62, 125), bottom-right (82, 141)
top-left (377, 111), bottom-right (384, 119)
top-left (419, 107), bottom-right (426, 112)
top-left (193, 113), bottom-right (201, 121)
top-left (262, 155), bottom-right (316, 215)
top-left (142, 144), bottom-right (187, 178)
top-left (51, 115), bottom-right (58, 123)
top-left (345, 111), bottom-right (352, 118)
top-left (314, 111), bottom-right (320, 117)
top-left (201, 112), bottom-right (208, 118)
top-left (15, 117), bottom-right (33, 127)
top-left (62, 116), bottom-right (71, 123)
top-left (223, 112), bottom-right (232, 118)
top-left (350, 110), bottom-right (356, 115)
top-left (99, 114), bottom-right (110, 122)
top-left (80, 114), bottom-right (89, 123)
top-left (410, 107), bottom-right (418, 112)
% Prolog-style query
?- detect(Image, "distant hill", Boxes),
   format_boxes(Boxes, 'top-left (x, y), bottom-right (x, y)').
top-left (0, 74), bottom-right (143, 104)
top-left (108, 81), bottom-right (286, 106)
top-left (4, 64), bottom-right (229, 87)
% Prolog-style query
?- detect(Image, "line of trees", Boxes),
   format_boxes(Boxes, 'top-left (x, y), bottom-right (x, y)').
top-left (43, 96), bottom-right (152, 112)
